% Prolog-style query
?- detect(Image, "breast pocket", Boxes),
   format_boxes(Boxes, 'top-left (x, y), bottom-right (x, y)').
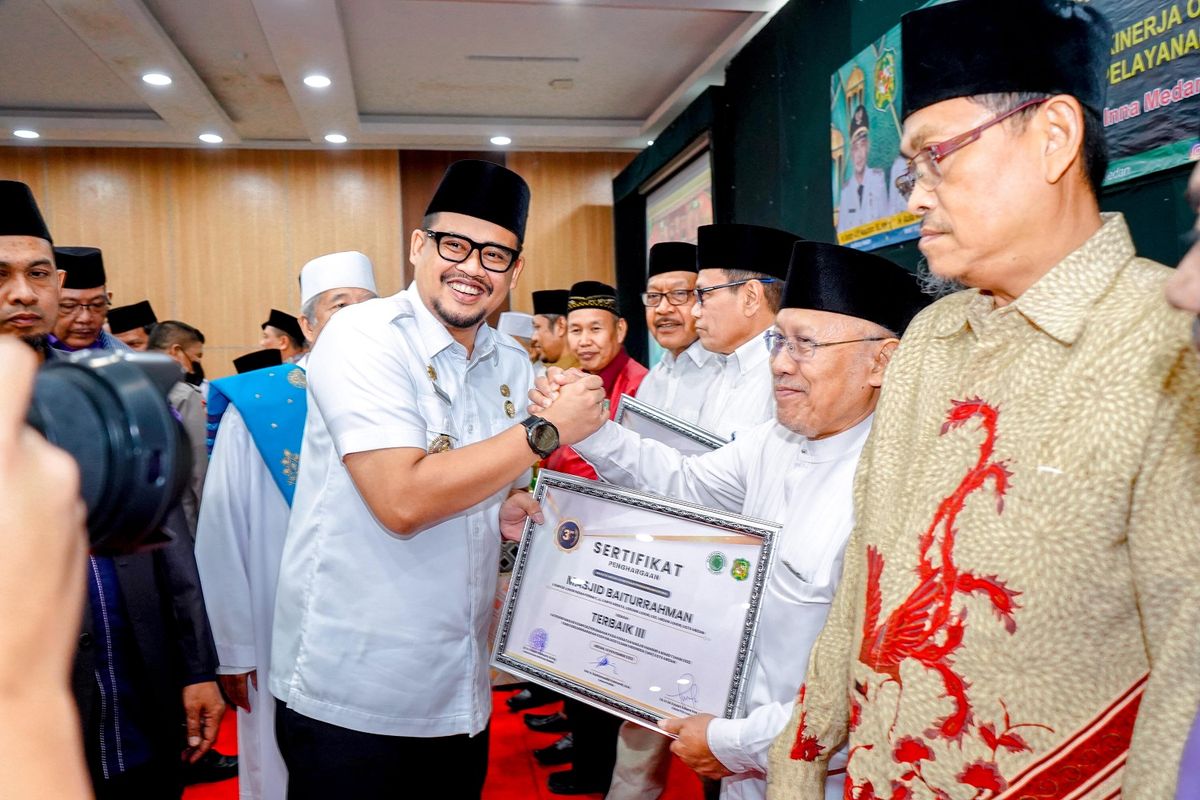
top-left (417, 393), bottom-right (458, 452)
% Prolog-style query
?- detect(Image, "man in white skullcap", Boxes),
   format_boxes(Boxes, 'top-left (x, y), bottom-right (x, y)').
top-left (195, 251), bottom-right (378, 800)
top-left (498, 310), bottom-right (541, 367)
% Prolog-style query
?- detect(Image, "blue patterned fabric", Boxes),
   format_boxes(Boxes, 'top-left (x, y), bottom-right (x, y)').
top-left (86, 556), bottom-right (153, 779)
top-left (205, 364), bottom-right (307, 505)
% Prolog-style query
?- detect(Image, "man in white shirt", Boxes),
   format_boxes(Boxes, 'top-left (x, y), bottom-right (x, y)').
top-left (692, 223), bottom-right (799, 438)
top-left (195, 251), bottom-right (378, 800)
top-left (269, 160), bottom-right (606, 798)
top-left (635, 241), bottom-right (719, 423)
top-left (836, 106), bottom-right (891, 235)
top-left (520, 240), bottom-right (931, 800)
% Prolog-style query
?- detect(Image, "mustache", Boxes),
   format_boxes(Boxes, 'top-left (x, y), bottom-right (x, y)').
top-left (442, 269), bottom-right (493, 295)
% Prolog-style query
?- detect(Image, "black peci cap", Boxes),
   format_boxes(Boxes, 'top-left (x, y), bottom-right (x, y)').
top-left (532, 289), bottom-right (570, 317)
top-left (647, 242), bottom-right (698, 278)
top-left (782, 241), bottom-right (932, 335)
top-left (233, 348), bottom-right (284, 374)
top-left (424, 160), bottom-right (532, 242)
top-left (56, 246), bottom-right (106, 290)
top-left (901, 0), bottom-right (1111, 120)
top-left (697, 224), bottom-right (801, 281)
top-left (0, 180), bottom-right (52, 243)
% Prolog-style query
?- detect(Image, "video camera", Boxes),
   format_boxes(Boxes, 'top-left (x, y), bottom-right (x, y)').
top-left (27, 350), bottom-right (192, 555)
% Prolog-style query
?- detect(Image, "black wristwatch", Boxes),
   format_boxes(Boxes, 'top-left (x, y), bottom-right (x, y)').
top-left (521, 415), bottom-right (559, 459)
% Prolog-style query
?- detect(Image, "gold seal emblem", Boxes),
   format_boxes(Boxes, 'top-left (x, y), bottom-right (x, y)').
top-left (500, 384), bottom-right (510, 398)
top-left (287, 369), bottom-right (307, 389)
top-left (504, 400), bottom-right (516, 418)
top-left (428, 434), bottom-right (453, 454)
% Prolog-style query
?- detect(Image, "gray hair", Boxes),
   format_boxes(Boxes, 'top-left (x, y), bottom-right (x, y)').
top-left (915, 257), bottom-right (966, 299)
top-left (300, 295), bottom-right (319, 327)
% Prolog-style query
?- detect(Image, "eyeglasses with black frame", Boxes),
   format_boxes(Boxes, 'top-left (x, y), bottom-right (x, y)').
top-left (693, 278), bottom-right (777, 306)
top-left (640, 289), bottom-right (693, 307)
top-left (424, 229), bottom-right (521, 274)
top-left (59, 299), bottom-right (111, 316)
top-left (894, 97), bottom-right (1048, 200)
top-left (764, 329), bottom-right (888, 363)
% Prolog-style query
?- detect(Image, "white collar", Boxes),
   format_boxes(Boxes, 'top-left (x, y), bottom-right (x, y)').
top-left (724, 328), bottom-right (770, 376)
top-left (795, 413), bottom-right (874, 462)
top-left (395, 281), bottom-right (497, 364)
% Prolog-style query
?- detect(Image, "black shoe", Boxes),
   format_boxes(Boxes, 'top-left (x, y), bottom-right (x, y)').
top-left (534, 733), bottom-right (575, 766)
top-left (547, 768), bottom-right (608, 795)
top-left (181, 749), bottom-right (238, 785)
top-left (506, 686), bottom-right (556, 712)
top-left (525, 710), bottom-right (571, 733)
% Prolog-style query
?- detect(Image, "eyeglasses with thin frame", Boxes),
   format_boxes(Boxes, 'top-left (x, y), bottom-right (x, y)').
top-left (58, 299), bottom-right (111, 316)
top-left (424, 229), bottom-right (521, 274)
top-left (764, 329), bottom-right (887, 363)
top-left (640, 289), bottom-right (693, 307)
top-left (693, 278), bottom-right (777, 306)
top-left (894, 97), bottom-right (1048, 200)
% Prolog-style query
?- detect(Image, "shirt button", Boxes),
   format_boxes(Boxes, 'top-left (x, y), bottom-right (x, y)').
top-left (79, 632), bottom-right (92, 648)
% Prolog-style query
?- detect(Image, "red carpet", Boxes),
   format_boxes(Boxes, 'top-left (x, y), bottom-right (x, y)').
top-left (185, 690), bottom-right (706, 799)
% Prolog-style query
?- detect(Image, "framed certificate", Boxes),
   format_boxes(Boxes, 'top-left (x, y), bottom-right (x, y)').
top-left (613, 394), bottom-right (729, 456)
top-left (492, 470), bottom-right (778, 731)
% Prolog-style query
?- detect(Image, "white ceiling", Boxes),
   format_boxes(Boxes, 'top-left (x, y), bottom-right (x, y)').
top-left (0, 0), bottom-right (785, 151)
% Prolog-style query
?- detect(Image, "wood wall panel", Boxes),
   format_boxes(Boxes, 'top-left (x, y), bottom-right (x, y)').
top-left (286, 150), bottom-right (403, 298)
top-left (507, 151), bottom-right (633, 314)
top-left (171, 149), bottom-right (291, 374)
top-left (0, 146), bottom-right (625, 376)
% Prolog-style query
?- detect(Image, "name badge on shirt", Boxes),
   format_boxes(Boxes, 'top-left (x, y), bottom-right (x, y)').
top-left (429, 433), bottom-right (454, 454)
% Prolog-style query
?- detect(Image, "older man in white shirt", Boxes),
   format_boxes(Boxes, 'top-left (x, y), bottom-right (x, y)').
top-left (518, 240), bottom-right (930, 800)
top-left (690, 224), bottom-right (799, 438)
top-left (195, 251), bottom-right (378, 800)
top-left (269, 161), bottom-right (606, 798)
top-left (635, 241), bottom-right (719, 424)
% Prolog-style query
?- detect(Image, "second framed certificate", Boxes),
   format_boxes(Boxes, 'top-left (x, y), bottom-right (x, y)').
top-left (492, 470), bottom-right (778, 731)
top-left (613, 393), bottom-right (729, 455)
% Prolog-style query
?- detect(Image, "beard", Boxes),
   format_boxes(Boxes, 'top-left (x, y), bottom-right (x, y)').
top-left (916, 256), bottom-right (966, 298)
top-left (19, 333), bottom-right (52, 360)
top-left (431, 297), bottom-right (489, 330)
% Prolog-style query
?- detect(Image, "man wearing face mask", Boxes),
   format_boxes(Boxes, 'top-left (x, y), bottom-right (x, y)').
top-left (147, 320), bottom-right (209, 537)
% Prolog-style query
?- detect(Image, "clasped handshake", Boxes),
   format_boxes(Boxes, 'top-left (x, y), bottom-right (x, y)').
top-left (499, 367), bottom-right (610, 542)
top-left (526, 366), bottom-right (609, 445)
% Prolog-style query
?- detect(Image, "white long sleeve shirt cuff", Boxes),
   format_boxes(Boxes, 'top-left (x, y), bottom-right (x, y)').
top-left (216, 665), bottom-right (255, 675)
top-left (706, 700), bottom-right (794, 777)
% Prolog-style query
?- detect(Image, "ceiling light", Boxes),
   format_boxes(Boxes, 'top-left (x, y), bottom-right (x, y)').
top-left (13, 129), bottom-right (39, 139)
top-left (324, 133), bottom-right (348, 144)
top-left (142, 72), bottom-right (172, 86)
top-left (490, 135), bottom-right (512, 146)
top-left (304, 74), bottom-right (332, 89)
top-left (647, 139), bottom-right (655, 146)
top-left (198, 133), bottom-right (223, 144)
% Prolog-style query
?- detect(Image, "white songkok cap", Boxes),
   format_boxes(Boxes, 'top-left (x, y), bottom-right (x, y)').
top-left (497, 311), bottom-right (534, 340)
top-left (300, 251), bottom-right (378, 306)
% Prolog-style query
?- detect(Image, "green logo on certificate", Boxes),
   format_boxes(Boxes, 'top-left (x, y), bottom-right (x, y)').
top-left (706, 552), bottom-right (726, 574)
top-left (556, 520), bottom-right (582, 552)
top-left (730, 558), bottom-right (751, 582)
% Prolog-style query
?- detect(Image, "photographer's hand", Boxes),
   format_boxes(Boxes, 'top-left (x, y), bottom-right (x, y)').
top-left (0, 337), bottom-right (89, 798)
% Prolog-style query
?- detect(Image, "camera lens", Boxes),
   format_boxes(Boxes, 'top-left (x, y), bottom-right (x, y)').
top-left (26, 351), bottom-right (191, 554)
